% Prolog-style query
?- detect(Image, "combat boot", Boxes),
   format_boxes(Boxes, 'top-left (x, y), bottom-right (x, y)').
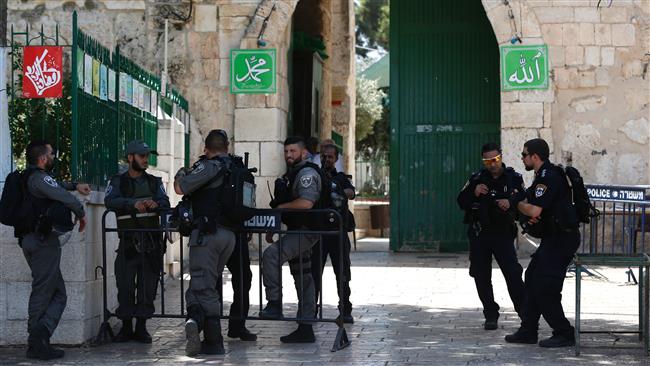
top-left (201, 317), bottom-right (225, 355)
top-left (260, 300), bottom-right (283, 319)
top-left (26, 325), bottom-right (64, 360)
top-left (539, 333), bottom-right (575, 348)
top-left (505, 327), bottom-right (538, 344)
top-left (280, 324), bottom-right (315, 343)
top-left (113, 318), bottom-right (133, 342)
top-left (133, 318), bottom-right (152, 343)
top-left (484, 318), bottom-right (498, 330)
top-left (227, 326), bottom-right (257, 341)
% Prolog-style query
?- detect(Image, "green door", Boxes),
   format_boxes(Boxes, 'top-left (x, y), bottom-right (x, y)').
top-left (389, 0), bottom-right (500, 251)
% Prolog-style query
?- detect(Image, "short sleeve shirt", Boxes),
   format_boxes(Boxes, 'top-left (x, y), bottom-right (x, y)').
top-left (526, 161), bottom-right (566, 211)
top-left (292, 165), bottom-right (321, 203)
top-left (177, 157), bottom-right (225, 195)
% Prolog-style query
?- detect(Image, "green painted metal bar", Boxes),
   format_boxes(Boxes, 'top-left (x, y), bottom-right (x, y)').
top-left (641, 266), bottom-right (644, 342)
top-left (574, 253), bottom-right (650, 356)
top-left (71, 11), bottom-right (79, 180)
top-left (575, 263), bottom-right (581, 356)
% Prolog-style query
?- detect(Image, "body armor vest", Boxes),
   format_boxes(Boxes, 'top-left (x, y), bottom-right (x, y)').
top-left (116, 172), bottom-right (160, 231)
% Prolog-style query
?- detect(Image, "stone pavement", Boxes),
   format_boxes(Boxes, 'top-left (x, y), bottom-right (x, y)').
top-left (2, 238), bottom-right (650, 365)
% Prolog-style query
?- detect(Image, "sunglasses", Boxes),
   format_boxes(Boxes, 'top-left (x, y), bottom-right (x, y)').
top-left (521, 152), bottom-right (529, 158)
top-left (482, 154), bottom-right (502, 166)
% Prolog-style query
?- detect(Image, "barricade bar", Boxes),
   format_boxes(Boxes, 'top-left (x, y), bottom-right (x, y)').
top-left (95, 208), bottom-right (351, 352)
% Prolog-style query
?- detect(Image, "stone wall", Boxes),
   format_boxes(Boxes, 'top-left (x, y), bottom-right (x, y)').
top-left (0, 192), bottom-right (120, 345)
top-left (7, 0), bottom-right (356, 183)
top-left (483, 0), bottom-right (649, 185)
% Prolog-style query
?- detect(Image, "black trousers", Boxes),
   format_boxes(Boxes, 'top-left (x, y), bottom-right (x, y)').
top-left (226, 234), bottom-right (252, 331)
top-left (521, 230), bottom-right (580, 337)
top-left (468, 229), bottom-right (525, 320)
top-left (312, 233), bottom-right (352, 315)
top-left (114, 237), bottom-right (161, 319)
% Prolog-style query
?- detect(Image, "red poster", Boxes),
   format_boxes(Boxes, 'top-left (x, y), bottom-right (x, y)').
top-left (22, 46), bottom-right (63, 98)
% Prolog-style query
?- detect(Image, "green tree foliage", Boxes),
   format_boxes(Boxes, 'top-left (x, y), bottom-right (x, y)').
top-left (355, 75), bottom-right (385, 144)
top-left (355, 0), bottom-right (389, 56)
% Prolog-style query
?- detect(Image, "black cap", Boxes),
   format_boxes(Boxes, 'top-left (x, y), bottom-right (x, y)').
top-left (125, 140), bottom-right (153, 155)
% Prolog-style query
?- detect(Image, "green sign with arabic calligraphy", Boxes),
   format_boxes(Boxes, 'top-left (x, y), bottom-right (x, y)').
top-left (500, 45), bottom-right (549, 91)
top-left (230, 49), bottom-right (276, 94)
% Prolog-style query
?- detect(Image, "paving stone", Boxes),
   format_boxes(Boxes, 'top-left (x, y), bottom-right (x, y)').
top-left (0, 239), bottom-right (648, 364)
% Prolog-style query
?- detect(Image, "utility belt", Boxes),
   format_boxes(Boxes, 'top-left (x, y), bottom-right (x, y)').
top-left (117, 212), bottom-right (164, 254)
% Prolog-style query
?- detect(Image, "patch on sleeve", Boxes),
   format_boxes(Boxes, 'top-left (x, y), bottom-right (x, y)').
top-left (535, 184), bottom-right (547, 198)
top-left (300, 175), bottom-right (314, 188)
top-left (159, 183), bottom-right (166, 193)
top-left (44, 176), bottom-right (58, 188)
top-left (105, 185), bottom-right (113, 196)
top-left (190, 163), bottom-right (204, 175)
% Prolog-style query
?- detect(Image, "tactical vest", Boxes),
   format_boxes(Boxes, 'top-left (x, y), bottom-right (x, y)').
top-left (279, 162), bottom-right (330, 230)
top-left (116, 172), bottom-right (160, 231)
top-left (189, 157), bottom-right (227, 223)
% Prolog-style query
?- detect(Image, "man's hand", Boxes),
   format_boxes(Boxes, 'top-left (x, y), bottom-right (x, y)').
top-left (496, 199), bottom-right (510, 211)
top-left (528, 216), bottom-right (540, 224)
top-left (265, 232), bottom-right (274, 243)
top-left (474, 184), bottom-right (488, 197)
top-left (76, 183), bottom-right (91, 195)
top-left (143, 200), bottom-right (159, 210)
top-left (76, 216), bottom-right (87, 232)
top-left (134, 200), bottom-right (148, 213)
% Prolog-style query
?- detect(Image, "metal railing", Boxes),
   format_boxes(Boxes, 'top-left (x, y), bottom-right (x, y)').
top-left (95, 208), bottom-right (351, 352)
top-left (70, 10), bottom-right (190, 185)
top-left (578, 185), bottom-right (650, 255)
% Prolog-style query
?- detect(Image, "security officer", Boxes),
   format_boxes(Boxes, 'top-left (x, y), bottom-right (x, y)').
top-left (505, 138), bottom-right (580, 348)
top-left (174, 129), bottom-right (236, 356)
top-left (105, 140), bottom-right (170, 343)
top-left (260, 136), bottom-right (321, 343)
top-left (457, 143), bottom-right (526, 330)
top-left (312, 143), bottom-right (355, 323)
top-left (225, 233), bottom-right (256, 341)
top-left (21, 140), bottom-right (90, 360)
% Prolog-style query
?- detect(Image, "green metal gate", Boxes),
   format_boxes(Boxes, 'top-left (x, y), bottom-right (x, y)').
top-left (389, 0), bottom-right (501, 252)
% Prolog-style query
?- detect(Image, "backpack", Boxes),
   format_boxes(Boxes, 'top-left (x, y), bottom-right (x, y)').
top-left (558, 165), bottom-right (600, 224)
top-left (217, 155), bottom-right (257, 227)
top-left (0, 169), bottom-right (39, 238)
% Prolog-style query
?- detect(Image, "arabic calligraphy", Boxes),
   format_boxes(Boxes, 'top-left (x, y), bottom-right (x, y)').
top-left (25, 48), bottom-right (61, 96)
top-left (235, 56), bottom-right (270, 83)
top-left (508, 49), bottom-right (543, 85)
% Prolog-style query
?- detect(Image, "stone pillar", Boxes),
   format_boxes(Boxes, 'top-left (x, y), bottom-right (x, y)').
top-left (0, 49), bottom-right (10, 188)
top-left (0, 193), bottom-right (120, 345)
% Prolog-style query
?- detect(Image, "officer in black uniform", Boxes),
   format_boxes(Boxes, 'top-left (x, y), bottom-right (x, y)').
top-left (260, 136), bottom-right (322, 343)
top-left (312, 143), bottom-right (355, 323)
top-left (174, 129), bottom-right (236, 356)
top-left (21, 140), bottom-right (90, 360)
top-left (225, 158), bottom-right (256, 342)
top-left (105, 140), bottom-right (170, 343)
top-left (505, 138), bottom-right (580, 348)
top-left (457, 142), bottom-right (526, 330)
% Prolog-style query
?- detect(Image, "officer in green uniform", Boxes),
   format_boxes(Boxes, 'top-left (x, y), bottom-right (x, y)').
top-left (105, 140), bottom-right (170, 343)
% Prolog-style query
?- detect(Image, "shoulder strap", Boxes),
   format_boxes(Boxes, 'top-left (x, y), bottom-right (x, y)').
top-left (143, 172), bottom-right (159, 195)
top-left (190, 158), bottom-right (229, 195)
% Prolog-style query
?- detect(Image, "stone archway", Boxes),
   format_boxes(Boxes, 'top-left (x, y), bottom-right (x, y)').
top-left (482, 0), bottom-right (556, 183)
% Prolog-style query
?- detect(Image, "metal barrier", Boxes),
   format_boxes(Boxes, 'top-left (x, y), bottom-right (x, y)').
top-left (578, 185), bottom-right (650, 255)
top-left (574, 185), bottom-right (650, 356)
top-left (94, 208), bottom-right (351, 352)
